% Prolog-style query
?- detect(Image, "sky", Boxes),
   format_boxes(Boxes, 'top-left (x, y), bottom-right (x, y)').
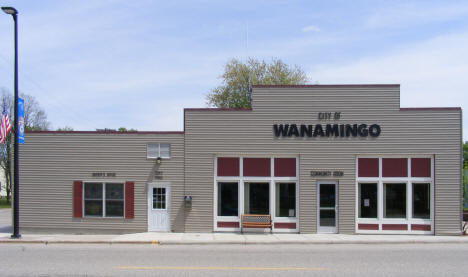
top-left (0, 0), bottom-right (467, 140)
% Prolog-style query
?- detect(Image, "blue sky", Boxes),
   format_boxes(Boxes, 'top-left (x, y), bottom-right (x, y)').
top-left (0, 0), bottom-right (467, 140)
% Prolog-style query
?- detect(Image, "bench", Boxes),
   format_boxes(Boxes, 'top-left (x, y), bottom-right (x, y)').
top-left (241, 214), bottom-right (272, 233)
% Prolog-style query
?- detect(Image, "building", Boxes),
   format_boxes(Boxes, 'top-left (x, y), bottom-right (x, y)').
top-left (19, 85), bottom-right (463, 235)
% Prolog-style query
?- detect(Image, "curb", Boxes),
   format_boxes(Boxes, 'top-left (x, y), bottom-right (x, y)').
top-left (0, 240), bottom-right (160, 245)
top-left (0, 239), bottom-right (467, 245)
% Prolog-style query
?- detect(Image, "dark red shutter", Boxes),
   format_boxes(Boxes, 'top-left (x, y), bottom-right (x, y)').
top-left (125, 181), bottom-right (135, 219)
top-left (243, 158), bottom-right (271, 177)
top-left (382, 158), bottom-right (408, 177)
top-left (217, 157), bottom-right (240, 176)
top-left (411, 158), bottom-right (431, 177)
top-left (73, 181), bottom-right (83, 218)
top-left (274, 158), bottom-right (296, 177)
top-left (358, 158), bottom-right (379, 177)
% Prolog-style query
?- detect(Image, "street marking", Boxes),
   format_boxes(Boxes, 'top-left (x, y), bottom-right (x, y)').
top-left (151, 240), bottom-right (159, 245)
top-left (117, 266), bottom-right (326, 271)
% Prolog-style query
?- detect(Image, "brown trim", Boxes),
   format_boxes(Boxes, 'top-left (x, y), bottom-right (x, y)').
top-left (252, 84), bottom-right (400, 88)
top-left (358, 223), bottom-right (379, 230)
top-left (411, 224), bottom-right (431, 231)
top-left (274, 222), bottom-right (297, 229)
top-left (382, 224), bottom-right (408, 230)
top-left (400, 107), bottom-right (461, 111)
top-left (26, 130), bottom-right (184, 134)
top-left (217, 221), bottom-right (240, 228)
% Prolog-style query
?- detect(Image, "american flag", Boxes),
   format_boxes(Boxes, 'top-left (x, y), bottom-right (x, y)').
top-left (0, 103), bottom-right (12, 144)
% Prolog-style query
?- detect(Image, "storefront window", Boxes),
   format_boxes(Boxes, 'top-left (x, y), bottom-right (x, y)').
top-left (244, 182), bottom-right (269, 214)
top-left (359, 183), bottom-right (377, 218)
top-left (384, 183), bottom-right (406, 218)
top-left (84, 183), bottom-right (103, 216)
top-left (413, 183), bottom-right (430, 219)
top-left (84, 182), bottom-right (124, 217)
top-left (217, 182), bottom-right (238, 216)
top-left (275, 183), bottom-right (296, 217)
top-left (106, 183), bottom-right (124, 216)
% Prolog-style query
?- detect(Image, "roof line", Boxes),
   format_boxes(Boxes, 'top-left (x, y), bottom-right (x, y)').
top-left (252, 84), bottom-right (400, 88)
top-left (400, 107), bottom-right (461, 111)
top-left (26, 131), bottom-right (184, 134)
top-left (184, 108), bottom-right (252, 111)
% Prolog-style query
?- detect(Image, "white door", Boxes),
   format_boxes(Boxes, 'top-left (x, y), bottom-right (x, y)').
top-left (148, 184), bottom-right (170, 232)
top-left (317, 181), bottom-right (338, 233)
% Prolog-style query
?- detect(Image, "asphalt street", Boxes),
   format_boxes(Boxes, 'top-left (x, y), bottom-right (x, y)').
top-left (0, 243), bottom-right (467, 277)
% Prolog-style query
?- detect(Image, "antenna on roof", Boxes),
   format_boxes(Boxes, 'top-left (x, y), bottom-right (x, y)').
top-left (246, 21), bottom-right (252, 104)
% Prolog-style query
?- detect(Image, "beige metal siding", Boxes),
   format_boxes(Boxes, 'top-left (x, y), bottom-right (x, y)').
top-left (19, 132), bottom-right (184, 233)
top-left (184, 86), bottom-right (461, 235)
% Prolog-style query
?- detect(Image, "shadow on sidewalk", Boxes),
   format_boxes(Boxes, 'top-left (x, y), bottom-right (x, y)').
top-left (0, 225), bottom-right (12, 233)
top-left (0, 208), bottom-right (12, 233)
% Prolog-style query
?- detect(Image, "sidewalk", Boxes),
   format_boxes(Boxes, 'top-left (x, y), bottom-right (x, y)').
top-left (0, 232), bottom-right (467, 245)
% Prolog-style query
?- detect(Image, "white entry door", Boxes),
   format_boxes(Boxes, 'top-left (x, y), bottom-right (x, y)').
top-left (148, 184), bottom-right (170, 232)
top-left (317, 181), bottom-right (338, 233)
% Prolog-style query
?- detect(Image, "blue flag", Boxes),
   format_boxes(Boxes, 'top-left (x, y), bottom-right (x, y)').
top-left (18, 98), bottom-right (24, 144)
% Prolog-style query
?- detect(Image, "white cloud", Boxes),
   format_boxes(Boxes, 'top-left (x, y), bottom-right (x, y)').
top-left (309, 30), bottom-right (468, 140)
top-left (302, 25), bottom-right (321, 32)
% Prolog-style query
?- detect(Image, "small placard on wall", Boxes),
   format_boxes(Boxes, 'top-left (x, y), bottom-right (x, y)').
top-left (364, 199), bottom-right (370, 207)
top-left (289, 209), bottom-right (295, 217)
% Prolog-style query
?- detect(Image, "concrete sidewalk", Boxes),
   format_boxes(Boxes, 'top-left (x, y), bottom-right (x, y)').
top-left (0, 231), bottom-right (467, 245)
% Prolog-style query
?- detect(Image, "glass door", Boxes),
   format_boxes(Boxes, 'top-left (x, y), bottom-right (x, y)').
top-left (317, 181), bottom-right (338, 233)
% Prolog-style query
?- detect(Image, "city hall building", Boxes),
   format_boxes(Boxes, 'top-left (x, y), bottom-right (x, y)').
top-left (19, 85), bottom-right (463, 235)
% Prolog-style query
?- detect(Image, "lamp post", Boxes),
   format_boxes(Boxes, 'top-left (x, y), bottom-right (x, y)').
top-left (2, 6), bottom-right (20, 239)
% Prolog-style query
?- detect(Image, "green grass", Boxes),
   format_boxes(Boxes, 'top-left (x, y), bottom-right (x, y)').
top-left (0, 198), bottom-right (11, 209)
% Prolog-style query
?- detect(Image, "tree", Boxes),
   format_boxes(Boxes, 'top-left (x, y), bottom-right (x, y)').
top-left (464, 141), bottom-right (468, 207)
top-left (206, 57), bottom-right (309, 108)
top-left (0, 88), bottom-right (50, 203)
top-left (56, 126), bottom-right (74, 131)
top-left (464, 141), bottom-right (468, 168)
top-left (117, 127), bottom-right (137, 132)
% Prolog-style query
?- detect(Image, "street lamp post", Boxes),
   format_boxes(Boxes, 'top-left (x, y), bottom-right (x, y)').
top-left (2, 6), bottom-right (20, 239)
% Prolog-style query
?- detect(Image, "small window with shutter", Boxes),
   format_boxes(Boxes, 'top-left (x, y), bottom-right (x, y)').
top-left (147, 143), bottom-right (171, 159)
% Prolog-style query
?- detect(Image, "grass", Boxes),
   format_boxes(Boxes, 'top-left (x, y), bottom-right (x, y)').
top-left (0, 198), bottom-right (11, 209)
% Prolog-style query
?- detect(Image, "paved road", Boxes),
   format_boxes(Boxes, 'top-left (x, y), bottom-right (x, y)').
top-left (0, 243), bottom-right (467, 277)
top-left (0, 208), bottom-right (12, 233)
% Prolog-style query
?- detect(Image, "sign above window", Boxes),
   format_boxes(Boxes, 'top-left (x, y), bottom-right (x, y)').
top-left (147, 143), bottom-right (171, 159)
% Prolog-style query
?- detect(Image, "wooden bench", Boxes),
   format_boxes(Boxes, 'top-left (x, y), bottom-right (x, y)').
top-left (241, 214), bottom-right (272, 233)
